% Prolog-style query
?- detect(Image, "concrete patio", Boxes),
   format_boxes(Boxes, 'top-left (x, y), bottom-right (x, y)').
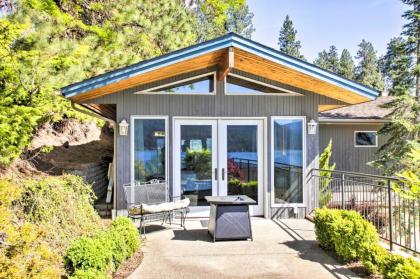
top-left (129, 218), bottom-right (359, 279)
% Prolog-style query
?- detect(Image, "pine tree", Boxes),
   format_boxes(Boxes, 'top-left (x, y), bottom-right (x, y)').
top-left (338, 49), bottom-right (355, 79)
top-left (354, 40), bottom-right (384, 91)
top-left (277, 15), bottom-right (305, 60)
top-left (314, 46), bottom-right (339, 73)
top-left (226, 3), bottom-right (255, 38)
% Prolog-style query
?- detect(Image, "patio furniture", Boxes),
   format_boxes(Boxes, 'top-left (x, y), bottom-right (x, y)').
top-left (123, 180), bottom-right (190, 237)
top-left (205, 195), bottom-right (256, 242)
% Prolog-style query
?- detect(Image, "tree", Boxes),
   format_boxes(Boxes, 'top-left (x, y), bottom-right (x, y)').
top-left (319, 139), bottom-right (336, 207)
top-left (379, 37), bottom-right (413, 95)
top-left (192, 0), bottom-right (254, 42)
top-left (401, 0), bottom-right (420, 99)
top-left (0, 0), bottom-right (197, 167)
top-left (339, 49), bottom-right (355, 79)
top-left (314, 46), bottom-right (339, 73)
top-left (277, 15), bottom-right (305, 60)
top-left (354, 40), bottom-right (384, 91)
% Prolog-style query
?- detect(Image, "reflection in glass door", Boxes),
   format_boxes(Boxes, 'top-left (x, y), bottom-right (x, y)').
top-left (173, 120), bottom-right (218, 213)
top-left (219, 120), bottom-right (264, 216)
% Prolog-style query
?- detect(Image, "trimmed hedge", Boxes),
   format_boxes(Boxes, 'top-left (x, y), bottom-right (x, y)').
top-left (314, 208), bottom-right (420, 278)
top-left (66, 217), bottom-right (141, 278)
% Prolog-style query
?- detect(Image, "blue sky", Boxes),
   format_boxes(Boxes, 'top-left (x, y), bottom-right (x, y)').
top-left (248, 0), bottom-right (406, 62)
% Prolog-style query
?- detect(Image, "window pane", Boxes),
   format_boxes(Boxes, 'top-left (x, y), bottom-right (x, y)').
top-left (355, 132), bottom-right (377, 146)
top-left (226, 75), bottom-right (286, 94)
top-left (134, 119), bottom-right (166, 182)
top-left (149, 75), bottom-right (214, 94)
top-left (227, 125), bottom-right (258, 202)
top-left (180, 125), bottom-right (213, 206)
top-left (273, 119), bottom-right (303, 204)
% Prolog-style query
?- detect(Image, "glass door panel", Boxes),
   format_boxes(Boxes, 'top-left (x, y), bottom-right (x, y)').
top-left (173, 120), bottom-right (218, 213)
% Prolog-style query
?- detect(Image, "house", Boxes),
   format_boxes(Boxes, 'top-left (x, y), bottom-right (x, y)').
top-left (61, 33), bottom-right (383, 219)
top-left (319, 96), bottom-right (393, 174)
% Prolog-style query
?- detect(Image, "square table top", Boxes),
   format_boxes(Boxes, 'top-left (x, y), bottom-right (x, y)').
top-left (205, 195), bottom-right (256, 205)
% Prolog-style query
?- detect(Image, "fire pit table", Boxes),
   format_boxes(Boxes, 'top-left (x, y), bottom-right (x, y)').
top-left (205, 195), bottom-right (256, 242)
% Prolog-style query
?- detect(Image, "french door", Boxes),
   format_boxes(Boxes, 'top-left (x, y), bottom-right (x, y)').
top-left (173, 118), bottom-right (264, 216)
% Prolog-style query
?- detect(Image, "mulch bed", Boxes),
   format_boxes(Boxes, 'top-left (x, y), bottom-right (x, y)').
top-left (113, 250), bottom-right (144, 279)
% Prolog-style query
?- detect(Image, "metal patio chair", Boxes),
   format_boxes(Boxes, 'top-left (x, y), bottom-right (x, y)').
top-left (123, 180), bottom-right (189, 237)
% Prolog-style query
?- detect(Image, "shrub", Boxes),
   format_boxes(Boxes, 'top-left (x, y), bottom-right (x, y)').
top-left (108, 217), bottom-right (141, 267)
top-left (65, 233), bottom-right (113, 272)
top-left (70, 268), bottom-right (109, 279)
top-left (360, 243), bottom-right (389, 274)
top-left (314, 208), bottom-right (341, 250)
top-left (66, 217), bottom-right (140, 277)
top-left (382, 254), bottom-right (420, 279)
top-left (331, 210), bottom-right (378, 262)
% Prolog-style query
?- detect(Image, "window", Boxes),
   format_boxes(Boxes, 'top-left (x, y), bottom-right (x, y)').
top-left (132, 117), bottom-right (167, 183)
top-left (272, 117), bottom-right (304, 204)
top-left (139, 73), bottom-right (215, 94)
top-left (355, 131), bottom-right (377, 147)
top-left (226, 73), bottom-right (301, 95)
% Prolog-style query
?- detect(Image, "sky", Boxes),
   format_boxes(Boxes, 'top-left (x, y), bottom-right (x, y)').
top-left (248, 0), bottom-right (406, 62)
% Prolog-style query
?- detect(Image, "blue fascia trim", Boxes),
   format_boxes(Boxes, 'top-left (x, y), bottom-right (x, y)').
top-left (62, 34), bottom-right (235, 98)
top-left (230, 35), bottom-right (378, 99)
top-left (62, 33), bottom-right (379, 100)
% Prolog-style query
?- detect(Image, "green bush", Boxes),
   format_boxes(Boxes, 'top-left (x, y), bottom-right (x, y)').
top-left (65, 233), bottom-right (113, 272)
top-left (109, 217), bottom-right (141, 267)
top-left (70, 268), bottom-right (109, 279)
top-left (314, 208), bottom-right (420, 278)
top-left (332, 210), bottom-right (378, 262)
top-left (314, 208), bottom-right (341, 250)
top-left (66, 217), bottom-right (140, 277)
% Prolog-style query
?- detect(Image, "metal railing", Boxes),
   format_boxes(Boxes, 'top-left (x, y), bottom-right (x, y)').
top-left (309, 169), bottom-right (420, 255)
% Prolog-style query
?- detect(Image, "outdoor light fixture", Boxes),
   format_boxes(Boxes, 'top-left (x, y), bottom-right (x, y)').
top-left (307, 119), bottom-right (317, 135)
top-left (119, 119), bottom-right (129, 136)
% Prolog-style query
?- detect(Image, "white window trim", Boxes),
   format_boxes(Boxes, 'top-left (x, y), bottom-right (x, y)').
top-left (354, 131), bottom-right (378, 147)
top-left (271, 116), bottom-right (306, 208)
top-left (130, 116), bottom-right (169, 190)
top-left (135, 72), bottom-right (216, 95)
top-left (224, 73), bottom-right (303, 96)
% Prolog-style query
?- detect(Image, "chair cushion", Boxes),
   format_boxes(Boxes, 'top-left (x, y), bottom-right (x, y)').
top-left (128, 198), bottom-right (190, 215)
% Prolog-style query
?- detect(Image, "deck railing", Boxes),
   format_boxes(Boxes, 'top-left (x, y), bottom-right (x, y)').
top-left (308, 169), bottom-right (420, 255)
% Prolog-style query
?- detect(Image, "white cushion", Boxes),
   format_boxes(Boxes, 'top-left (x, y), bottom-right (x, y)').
top-left (174, 198), bottom-right (190, 209)
top-left (128, 198), bottom-right (190, 215)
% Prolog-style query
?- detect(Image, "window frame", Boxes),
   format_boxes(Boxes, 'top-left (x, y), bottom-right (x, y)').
top-left (354, 131), bottom-right (378, 147)
top-left (224, 73), bottom-right (303, 96)
top-left (270, 116), bottom-right (306, 207)
top-left (130, 116), bottom-right (169, 188)
top-left (136, 72), bottom-right (217, 95)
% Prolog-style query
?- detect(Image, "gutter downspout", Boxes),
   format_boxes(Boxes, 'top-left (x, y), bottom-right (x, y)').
top-left (71, 101), bottom-right (118, 218)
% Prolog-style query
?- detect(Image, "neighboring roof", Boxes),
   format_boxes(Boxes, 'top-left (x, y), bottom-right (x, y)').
top-left (61, 33), bottom-right (380, 103)
top-left (319, 96), bottom-right (394, 122)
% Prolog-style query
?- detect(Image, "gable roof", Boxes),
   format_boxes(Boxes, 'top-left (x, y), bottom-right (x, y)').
top-left (61, 33), bottom-right (380, 103)
top-left (319, 96), bottom-right (394, 122)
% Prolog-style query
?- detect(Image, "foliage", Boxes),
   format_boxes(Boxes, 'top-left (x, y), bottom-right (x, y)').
top-left (372, 95), bottom-right (420, 175)
top-left (338, 49), bottom-right (355, 79)
top-left (314, 46), bottom-right (339, 73)
top-left (354, 40), bottom-right (384, 91)
top-left (0, 180), bottom-right (62, 278)
top-left (314, 208), bottom-right (420, 278)
top-left (66, 217), bottom-right (140, 277)
top-left (193, 0), bottom-right (254, 41)
top-left (184, 149), bottom-right (212, 179)
top-left (318, 139), bottom-right (336, 207)
top-left (277, 15), bottom-right (305, 60)
top-left (392, 147), bottom-right (420, 199)
top-left (70, 268), bottom-right (109, 279)
top-left (0, 0), bottom-right (198, 167)
top-left (379, 37), bottom-right (414, 95)
top-left (19, 175), bottom-right (103, 252)
top-left (227, 158), bottom-right (244, 180)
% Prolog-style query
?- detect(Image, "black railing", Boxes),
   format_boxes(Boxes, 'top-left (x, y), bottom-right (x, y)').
top-left (309, 169), bottom-right (420, 255)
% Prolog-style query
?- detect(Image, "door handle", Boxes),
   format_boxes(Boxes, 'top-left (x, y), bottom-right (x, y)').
top-left (214, 168), bottom-right (218, 180)
top-left (222, 168), bottom-right (225, 181)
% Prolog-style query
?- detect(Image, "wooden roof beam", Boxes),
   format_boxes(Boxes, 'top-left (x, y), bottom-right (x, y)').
top-left (218, 47), bottom-right (234, 80)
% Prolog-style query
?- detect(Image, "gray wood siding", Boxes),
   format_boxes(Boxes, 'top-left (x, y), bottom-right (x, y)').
top-left (86, 69), bottom-right (344, 217)
top-left (319, 124), bottom-right (386, 175)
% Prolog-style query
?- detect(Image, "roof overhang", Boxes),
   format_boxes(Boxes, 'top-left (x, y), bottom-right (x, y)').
top-left (318, 117), bottom-right (389, 124)
top-left (62, 33), bottom-right (380, 104)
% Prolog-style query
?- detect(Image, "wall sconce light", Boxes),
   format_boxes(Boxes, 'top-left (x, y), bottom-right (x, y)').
top-left (307, 119), bottom-right (317, 135)
top-left (119, 119), bottom-right (129, 136)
